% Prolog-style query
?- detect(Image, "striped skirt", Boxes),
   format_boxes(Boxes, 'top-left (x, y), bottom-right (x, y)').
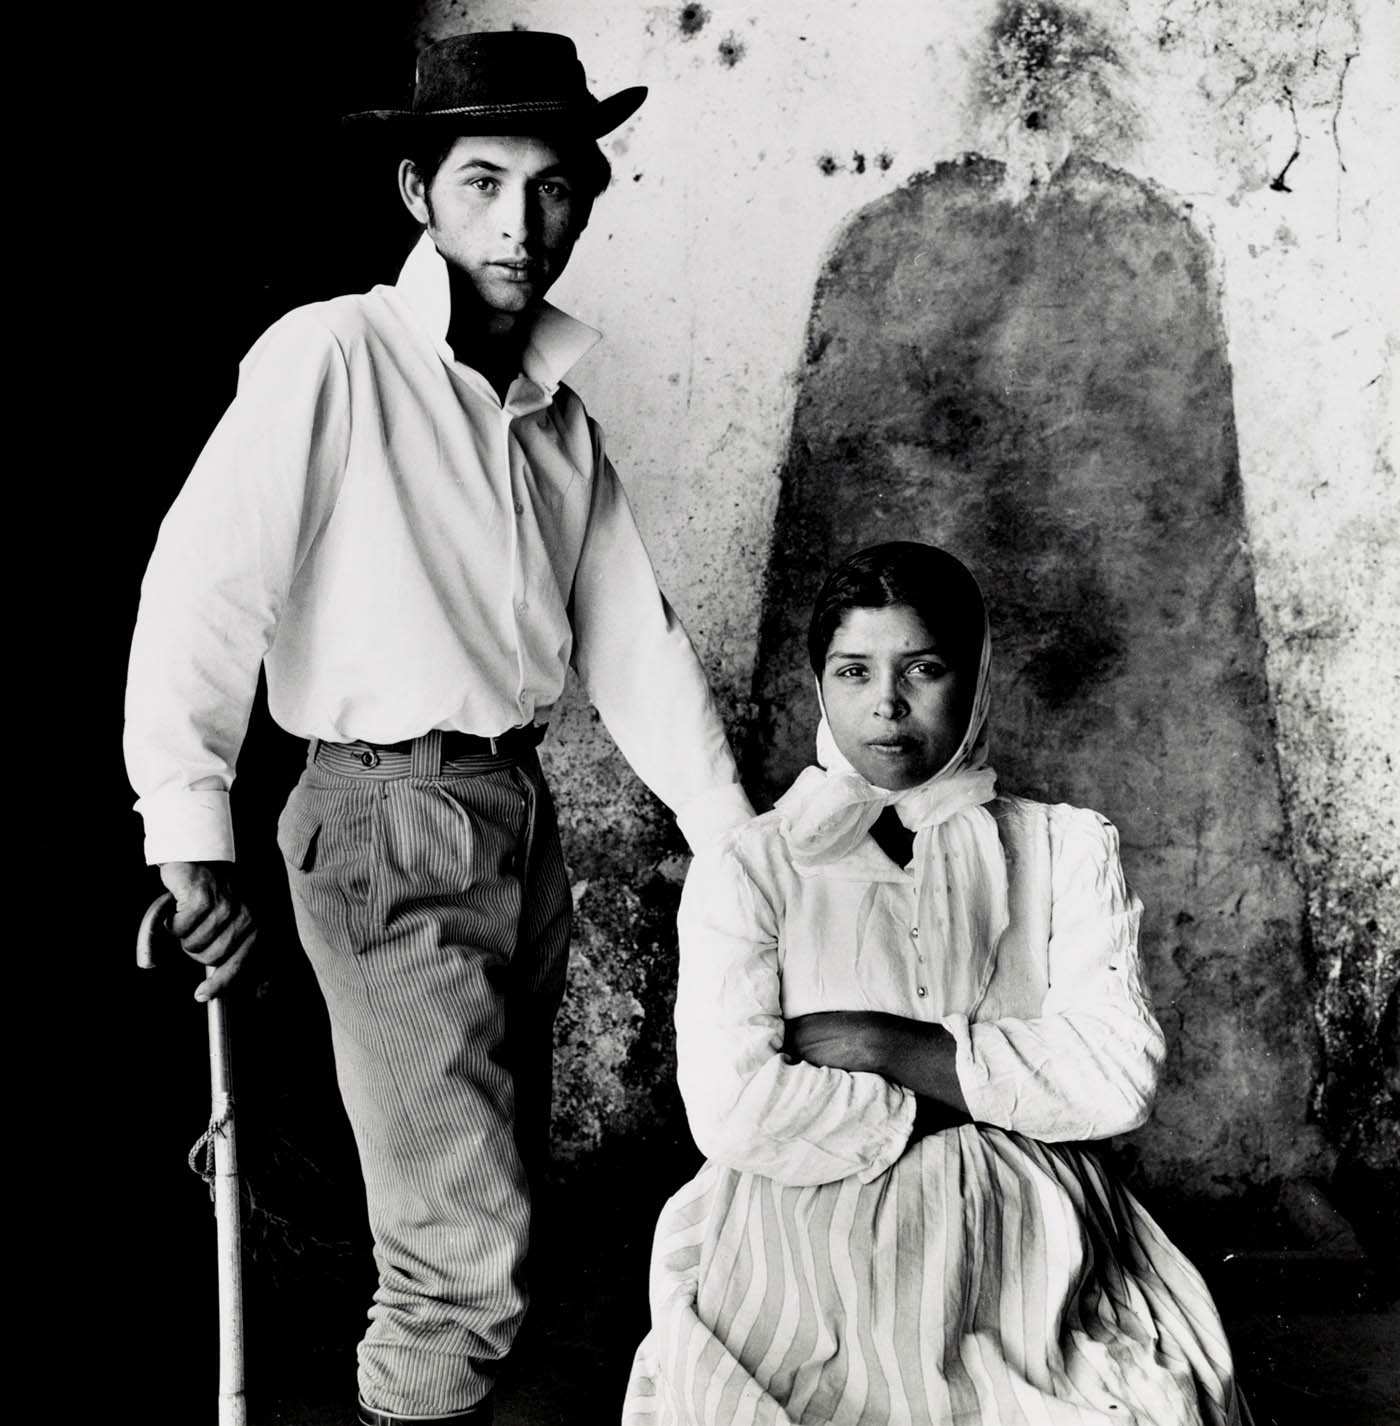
top-left (623, 1127), bottom-right (1249, 1425)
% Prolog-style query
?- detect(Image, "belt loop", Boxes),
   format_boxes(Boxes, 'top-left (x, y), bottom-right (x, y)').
top-left (308, 736), bottom-right (322, 766)
top-left (411, 730), bottom-right (443, 778)
top-left (489, 735), bottom-right (500, 756)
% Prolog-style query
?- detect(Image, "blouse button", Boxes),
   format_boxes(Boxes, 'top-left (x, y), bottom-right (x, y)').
top-left (514, 500), bottom-right (524, 515)
top-left (916, 986), bottom-right (927, 997)
top-left (910, 926), bottom-right (919, 939)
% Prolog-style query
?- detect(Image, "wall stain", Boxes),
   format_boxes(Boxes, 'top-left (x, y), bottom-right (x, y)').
top-left (677, 2), bottom-right (709, 39)
top-left (977, 0), bottom-right (1139, 193)
top-left (552, 873), bottom-right (686, 1160)
top-left (749, 154), bottom-right (1323, 1195)
top-left (717, 32), bottom-right (745, 66)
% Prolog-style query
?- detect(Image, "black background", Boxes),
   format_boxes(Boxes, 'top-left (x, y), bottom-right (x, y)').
top-left (42, 2), bottom-right (424, 1413)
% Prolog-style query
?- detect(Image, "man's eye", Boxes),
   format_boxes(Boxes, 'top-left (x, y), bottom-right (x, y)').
top-left (469, 177), bottom-right (498, 193)
top-left (537, 181), bottom-right (571, 198)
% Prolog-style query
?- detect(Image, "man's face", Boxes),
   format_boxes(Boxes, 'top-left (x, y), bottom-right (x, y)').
top-left (401, 134), bottom-right (588, 328)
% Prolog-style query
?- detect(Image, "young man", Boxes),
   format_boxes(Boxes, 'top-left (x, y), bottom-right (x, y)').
top-left (124, 32), bottom-right (752, 1426)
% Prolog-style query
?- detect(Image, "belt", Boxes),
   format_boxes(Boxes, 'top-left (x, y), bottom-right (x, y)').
top-left (312, 724), bottom-right (547, 775)
top-left (370, 725), bottom-right (546, 758)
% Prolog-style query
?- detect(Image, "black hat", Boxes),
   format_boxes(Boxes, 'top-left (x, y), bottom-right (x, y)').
top-left (346, 31), bottom-right (647, 137)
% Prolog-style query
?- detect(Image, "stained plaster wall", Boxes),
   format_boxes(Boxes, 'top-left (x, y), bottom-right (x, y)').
top-left (423, 0), bottom-right (1398, 1196)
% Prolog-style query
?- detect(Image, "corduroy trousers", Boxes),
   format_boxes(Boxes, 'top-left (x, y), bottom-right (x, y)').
top-left (277, 732), bottom-right (573, 1418)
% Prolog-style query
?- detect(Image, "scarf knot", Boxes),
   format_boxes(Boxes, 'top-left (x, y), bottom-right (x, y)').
top-left (778, 717), bottom-right (1010, 1018)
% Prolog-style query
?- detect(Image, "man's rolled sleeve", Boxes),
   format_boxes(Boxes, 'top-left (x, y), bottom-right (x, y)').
top-left (135, 788), bottom-right (236, 867)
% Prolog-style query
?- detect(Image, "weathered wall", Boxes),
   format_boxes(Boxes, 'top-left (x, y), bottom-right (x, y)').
top-left (422, 0), bottom-right (1398, 1200)
top-left (752, 154), bottom-right (1322, 1191)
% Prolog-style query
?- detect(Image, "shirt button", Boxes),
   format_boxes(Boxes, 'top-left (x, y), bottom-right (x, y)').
top-left (514, 500), bottom-right (524, 514)
top-left (516, 598), bottom-right (528, 614)
top-left (910, 927), bottom-right (919, 939)
top-left (916, 986), bottom-right (927, 998)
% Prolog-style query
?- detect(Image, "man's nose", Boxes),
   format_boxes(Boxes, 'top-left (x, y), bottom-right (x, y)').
top-left (499, 185), bottom-right (530, 245)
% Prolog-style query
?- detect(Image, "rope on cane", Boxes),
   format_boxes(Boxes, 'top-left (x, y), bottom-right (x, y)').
top-left (188, 1098), bottom-right (235, 1197)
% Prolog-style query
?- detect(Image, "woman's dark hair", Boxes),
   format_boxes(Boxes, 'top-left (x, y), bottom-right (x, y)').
top-left (807, 542), bottom-right (986, 675)
top-left (402, 132), bottom-right (613, 205)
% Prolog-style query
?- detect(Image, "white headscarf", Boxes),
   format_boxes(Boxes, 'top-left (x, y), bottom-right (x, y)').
top-left (778, 597), bottom-right (1009, 1018)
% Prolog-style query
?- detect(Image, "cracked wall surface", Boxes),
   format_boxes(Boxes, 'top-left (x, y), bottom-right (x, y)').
top-left (423, 0), bottom-right (1398, 1201)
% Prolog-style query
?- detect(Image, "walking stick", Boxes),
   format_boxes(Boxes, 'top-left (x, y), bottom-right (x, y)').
top-left (137, 891), bottom-right (248, 1426)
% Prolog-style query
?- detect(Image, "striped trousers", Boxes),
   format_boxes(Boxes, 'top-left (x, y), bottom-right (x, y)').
top-left (277, 733), bottom-right (572, 1417)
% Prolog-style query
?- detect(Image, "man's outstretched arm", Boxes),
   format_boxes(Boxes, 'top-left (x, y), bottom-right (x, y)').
top-left (569, 426), bottom-right (753, 851)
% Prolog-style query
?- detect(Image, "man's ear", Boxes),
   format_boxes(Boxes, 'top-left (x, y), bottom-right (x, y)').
top-left (398, 159), bottom-right (431, 226)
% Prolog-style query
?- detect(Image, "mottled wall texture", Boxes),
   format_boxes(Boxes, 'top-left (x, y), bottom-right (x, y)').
top-left (752, 155), bottom-right (1318, 1192)
top-left (426, 0), bottom-right (1398, 1213)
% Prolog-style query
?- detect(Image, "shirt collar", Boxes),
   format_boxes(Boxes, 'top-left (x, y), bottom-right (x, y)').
top-left (394, 231), bottom-right (602, 398)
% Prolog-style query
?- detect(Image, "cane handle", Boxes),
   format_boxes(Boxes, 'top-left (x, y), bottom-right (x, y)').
top-left (136, 891), bottom-right (177, 970)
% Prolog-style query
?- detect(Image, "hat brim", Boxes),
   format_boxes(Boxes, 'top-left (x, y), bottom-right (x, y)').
top-left (344, 86), bottom-right (647, 139)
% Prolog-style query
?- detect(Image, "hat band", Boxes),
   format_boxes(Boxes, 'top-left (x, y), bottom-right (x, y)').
top-left (413, 97), bottom-right (583, 116)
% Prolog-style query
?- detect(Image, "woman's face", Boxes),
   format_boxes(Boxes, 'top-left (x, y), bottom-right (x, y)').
top-left (820, 604), bottom-right (971, 791)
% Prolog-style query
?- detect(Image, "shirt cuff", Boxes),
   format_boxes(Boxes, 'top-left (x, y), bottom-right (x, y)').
top-left (135, 788), bottom-right (237, 866)
top-left (942, 1013), bottom-right (1001, 1125)
top-left (674, 781), bottom-right (755, 853)
top-left (855, 1084), bottom-right (919, 1182)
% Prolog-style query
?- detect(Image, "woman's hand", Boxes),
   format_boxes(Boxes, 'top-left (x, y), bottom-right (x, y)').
top-left (785, 1010), bottom-right (970, 1120)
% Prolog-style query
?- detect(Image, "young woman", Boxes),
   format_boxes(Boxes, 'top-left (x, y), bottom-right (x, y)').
top-left (624, 543), bottom-right (1249, 1425)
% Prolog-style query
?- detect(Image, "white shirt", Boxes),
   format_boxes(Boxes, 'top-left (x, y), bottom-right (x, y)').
top-left (675, 793), bottom-right (1165, 1187)
top-left (125, 234), bottom-right (752, 864)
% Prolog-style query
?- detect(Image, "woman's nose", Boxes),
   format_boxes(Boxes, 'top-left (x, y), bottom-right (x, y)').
top-left (873, 680), bottom-right (907, 720)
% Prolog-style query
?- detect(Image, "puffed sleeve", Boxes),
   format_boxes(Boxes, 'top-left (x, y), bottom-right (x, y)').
top-left (675, 834), bottom-right (917, 1185)
top-left (943, 806), bottom-right (1165, 1140)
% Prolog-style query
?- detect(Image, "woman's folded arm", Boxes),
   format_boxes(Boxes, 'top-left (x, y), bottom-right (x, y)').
top-left (675, 838), bottom-right (917, 1186)
top-left (947, 806), bottom-right (1165, 1141)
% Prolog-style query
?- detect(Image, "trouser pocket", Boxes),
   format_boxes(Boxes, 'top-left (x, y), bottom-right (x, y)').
top-left (279, 778), bottom-right (382, 953)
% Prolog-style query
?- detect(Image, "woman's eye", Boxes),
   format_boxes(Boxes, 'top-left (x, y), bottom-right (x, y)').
top-left (907, 661), bottom-right (948, 679)
top-left (835, 665), bottom-right (867, 679)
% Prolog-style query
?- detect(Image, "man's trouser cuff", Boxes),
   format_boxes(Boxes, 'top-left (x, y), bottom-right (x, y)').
top-left (358, 1400), bottom-right (492, 1425)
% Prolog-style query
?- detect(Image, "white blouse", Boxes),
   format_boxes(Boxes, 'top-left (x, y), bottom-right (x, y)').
top-left (675, 794), bottom-right (1165, 1188)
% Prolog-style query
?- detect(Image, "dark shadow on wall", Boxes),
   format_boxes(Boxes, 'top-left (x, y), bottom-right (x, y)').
top-left (749, 154), bottom-right (1323, 1201)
